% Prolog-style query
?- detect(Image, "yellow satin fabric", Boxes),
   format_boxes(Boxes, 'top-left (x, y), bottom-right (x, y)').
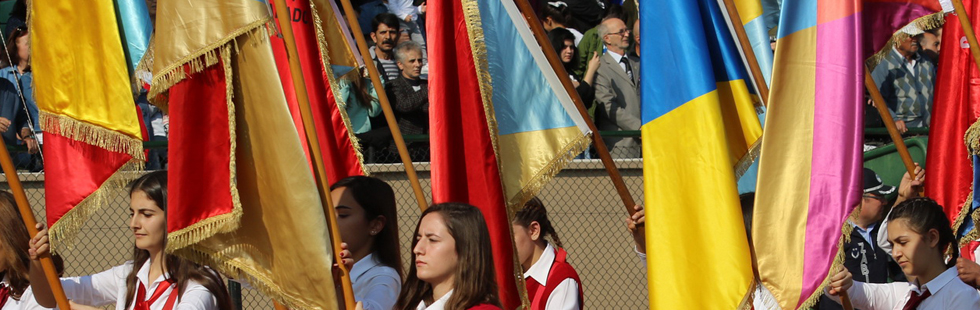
top-left (151, 0), bottom-right (270, 81)
top-left (643, 87), bottom-right (755, 310)
top-left (31, 0), bottom-right (141, 138)
top-left (497, 126), bottom-right (591, 207)
top-left (753, 27), bottom-right (818, 310)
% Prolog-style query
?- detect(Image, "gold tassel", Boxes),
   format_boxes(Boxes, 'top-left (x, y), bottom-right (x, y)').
top-left (48, 161), bottom-right (144, 253)
top-left (174, 244), bottom-right (327, 310)
top-left (866, 12), bottom-right (946, 69)
top-left (796, 207), bottom-right (859, 310)
top-left (148, 18), bottom-right (271, 101)
top-left (734, 138), bottom-right (763, 181)
top-left (39, 112), bottom-right (145, 161)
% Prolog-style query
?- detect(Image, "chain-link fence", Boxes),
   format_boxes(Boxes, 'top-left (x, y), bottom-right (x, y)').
top-left (5, 138), bottom-right (648, 309)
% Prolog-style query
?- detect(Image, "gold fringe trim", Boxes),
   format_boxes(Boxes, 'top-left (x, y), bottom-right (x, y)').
top-left (48, 161), bottom-right (144, 253)
top-left (148, 18), bottom-right (273, 102)
top-left (309, 0), bottom-right (369, 176)
top-left (737, 280), bottom-right (757, 310)
top-left (39, 112), bottom-right (146, 161)
top-left (794, 207), bottom-right (860, 310)
top-left (964, 197), bottom-right (980, 246)
top-left (953, 191), bottom-right (976, 247)
top-left (174, 244), bottom-right (333, 310)
top-left (966, 117), bottom-right (980, 154)
top-left (866, 12), bottom-right (946, 69)
top-left (461, 0), bottom-right (530, 308)
top-left (166, 45), bottom-right (244, 251)
top-left (507, 133), bottom-right (592, 208)
top-left (734, 137), bottom-right (763, 181)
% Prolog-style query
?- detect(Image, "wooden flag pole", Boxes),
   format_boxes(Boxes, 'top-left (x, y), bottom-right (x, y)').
top-left (953, 0), bottom-right (980, 79)
top-left (335, 0), bottom-right (429, 211)
top-left (720, 0), bottom-right (769, 107)
top-left (512, 0), bottom-right (637, 215)
top-left (840, 291), bottom-right (856, 310)
top-left (863, 65), bottom-right (917, 176)
top-left (1, 147), bottom-right (71, 310)
top-left (269, 0), bottom-right (357, 308)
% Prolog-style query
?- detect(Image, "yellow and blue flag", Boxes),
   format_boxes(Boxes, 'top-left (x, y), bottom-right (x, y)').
top-left (640, 0), bottom-right (762, 309)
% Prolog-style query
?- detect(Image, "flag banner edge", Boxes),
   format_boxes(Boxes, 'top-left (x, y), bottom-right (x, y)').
top-left (309, 0), bottom-right (369, 175)
top-left (39, 112), bottom-right (146, 161)
top-left (148, 18), bottom-right (273, 102)
top-left (49, 161), bottom-right (142, 253)
top-left (866, 12), bottom-right (945, 69)
top-left (165, 45), bottom-right (244, 252)
top-left (794, 207), bottom-right (858, 310)
top-left (460, 0), bottom-right (529, 307)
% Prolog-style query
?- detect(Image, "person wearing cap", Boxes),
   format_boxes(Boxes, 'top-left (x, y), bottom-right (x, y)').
top-left (817, 168), bottom-right (908, 310)
top-left (870, 24), bottom-right (936, 133)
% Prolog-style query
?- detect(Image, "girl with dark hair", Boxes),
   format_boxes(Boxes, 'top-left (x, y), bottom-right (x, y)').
top-left (540, 2), bottom-right (582, 44)
top-left (0, 191), bottom-right (46, 310)
top-left (547, 28), bottom-right (598, 109)
top-left (28, 171), bottom-right (234, 310)
top-left (512, 197), bottom-right (583, 310)
top-left (331, 176), bottom-right (402, 310)
top-left (396, 203), bottom-right (502, 310)
top-left (827, 198), bottom-right (980, 309)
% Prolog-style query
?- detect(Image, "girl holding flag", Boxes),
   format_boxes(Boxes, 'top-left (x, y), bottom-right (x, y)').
top-left (27, 171), bottom-right (233, 310)
top-left (827, 198), bottom-right (980, 309)
top-left (331, 176), bottom-right (403, 310)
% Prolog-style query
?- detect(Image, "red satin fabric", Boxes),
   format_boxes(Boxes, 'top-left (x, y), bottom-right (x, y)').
top-left (165, 63), bottom-right (234, 234)
top-left (427, 1), bottom-right (520, 309)
top-left (271, 0), bottom-right (363, 182)
top-left (45, 133), bottom-right (132, 228)
top-left (925, 11), bottom-right (980, 225)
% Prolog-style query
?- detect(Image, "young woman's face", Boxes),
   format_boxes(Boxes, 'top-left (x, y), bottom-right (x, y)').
top-left (15, 33), bottom-right (28, 63)
top-left (332, 187), bottom-right (379, 258)
top-left (413, 212), bottom-right (457, 286)
top-left (560, 39), bottom-right (575, 64)
top-left (888, 218), bottom-right (939, 277)
top-left (129, 190), bottom-right (166, 253)
top-left (511, 222), bottom-right (536, 270)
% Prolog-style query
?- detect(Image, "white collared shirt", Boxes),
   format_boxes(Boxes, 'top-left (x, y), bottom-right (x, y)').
top-left (53, 260), bottom-right (218, 310)
top-left (415, 289), bottom-right (453, 310)
top-left (350, 254), bottom-right (401, 310)
top-left (606, 50), bottom-right (628, 75)
top-left (891, 47), bottom-right (918, 77)
top-left (2, 275), bottom-right (47, 310)
top-left (845, 266), bottom-right (980, 309)
top-left (523, 243), bottom-right (580, 310)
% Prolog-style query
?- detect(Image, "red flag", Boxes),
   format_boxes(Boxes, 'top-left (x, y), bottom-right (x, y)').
top-left (926, 10), bottom-right (980, 229)
top-left (428, 0), bottom-right (522, 309)
top-left (271, 0), bottom-right (365, 181)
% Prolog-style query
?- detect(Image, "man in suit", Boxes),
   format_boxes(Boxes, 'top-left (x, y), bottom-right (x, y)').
top-left (594, 17), bottom-right (641, 158)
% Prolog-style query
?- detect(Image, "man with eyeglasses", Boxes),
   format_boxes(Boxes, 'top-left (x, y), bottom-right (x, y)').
top-left (816, 167), bottom-right (908, 310)
top-left (594, 17), bottom-right (640, 158)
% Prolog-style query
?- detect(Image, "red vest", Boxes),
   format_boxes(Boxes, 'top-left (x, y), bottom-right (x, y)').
top-left (524, 248), bottom-right (584, 310)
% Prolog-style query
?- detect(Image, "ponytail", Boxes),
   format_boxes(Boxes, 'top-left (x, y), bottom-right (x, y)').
top-left (514, 197), bottom-right (564, 249)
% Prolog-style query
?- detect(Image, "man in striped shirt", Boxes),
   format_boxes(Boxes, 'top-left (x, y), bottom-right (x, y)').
top-left (371, 13), bottom-right (402, 83)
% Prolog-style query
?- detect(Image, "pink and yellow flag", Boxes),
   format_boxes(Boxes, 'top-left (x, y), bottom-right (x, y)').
top-left (752, 1), bottom-right (865, 309)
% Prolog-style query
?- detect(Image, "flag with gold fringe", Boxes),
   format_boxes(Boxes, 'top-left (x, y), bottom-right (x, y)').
top-left (428, 0), bottom-right (593, 308)
top-left (270, 0), bottom-right (366, 181)
top-left (752, 1), bottom-right (865, 309)
top-left (150, 0), bottom-right (339, 308)
top-left (640, 0), bottom-right (763, 309)
top-left (32, 0), bottom-right (145, 251)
